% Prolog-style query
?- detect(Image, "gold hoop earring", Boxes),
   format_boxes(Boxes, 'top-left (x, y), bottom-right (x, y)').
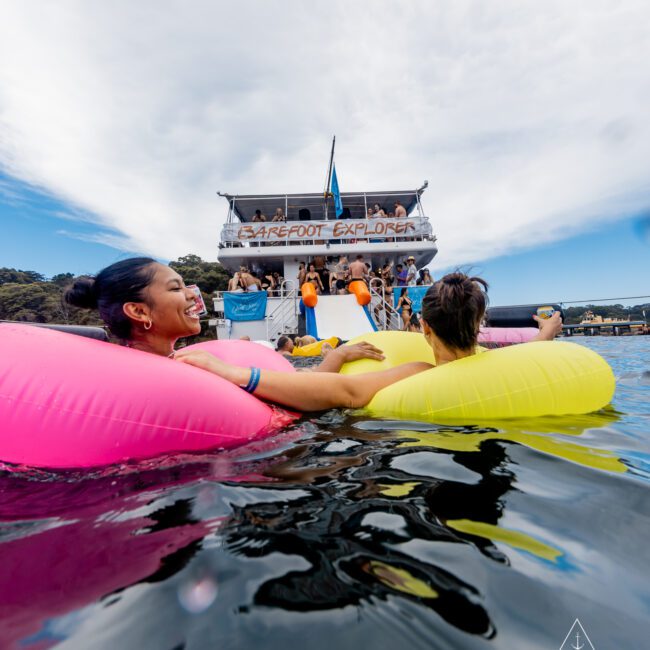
top-left (144, 318), bottom-right (153, 331)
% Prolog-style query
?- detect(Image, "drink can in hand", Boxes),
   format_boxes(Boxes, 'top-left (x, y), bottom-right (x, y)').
top-left (187, 285), bottom-right (208, 317)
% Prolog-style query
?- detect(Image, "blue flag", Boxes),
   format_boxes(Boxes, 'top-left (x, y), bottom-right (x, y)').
top-left (331, 165), bottom-right (343, 218)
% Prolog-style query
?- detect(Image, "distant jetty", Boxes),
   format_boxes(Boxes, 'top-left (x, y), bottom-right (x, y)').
top-left (563, 310), bottom-right (648, 336)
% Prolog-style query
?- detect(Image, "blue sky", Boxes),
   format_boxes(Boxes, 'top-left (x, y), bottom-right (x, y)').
top-left (439, 214), bottom-right (650, 306)
top-left (1, 3), bottom-right (649, 306)
top-left (0, 173), bottom-right (150, 278)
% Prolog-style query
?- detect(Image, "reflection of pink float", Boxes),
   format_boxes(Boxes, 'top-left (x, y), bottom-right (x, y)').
top-left (0, 465), bottom-right (233, 649)
top-left (0, 324), bottom-right (296, 469)
top-left (478, 327), bottom-right (538, 345)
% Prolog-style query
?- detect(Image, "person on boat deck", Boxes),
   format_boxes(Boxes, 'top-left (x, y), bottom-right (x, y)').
top-left (419, 268), bottom-right (434, 286)
top-left (333, 256), bottom-right (349, 295)
top-left (272, 271), bottom-right (284, 288)
top-left (406, 256), bottom-right (418, 286)
top-left (64, 258), bottom-right (382, 370)
top-left (238, 266), bottom-right (261, 292)
top-left (252, 209), bottom-right (266, 223)
top-left (297, 262), bottom-right (307, 288)
top-left (227, 272), bottom-right (244, 292)
top-left (395, 264), bottom-right (408, 287)
top-left (271, 208), bottom-right (286, 222)
top-left (349, 255), bottom-right (369, 284)
top-left (260, 271), bottom-right (276, 295)
top-left (394, 201), bottom-right (407, 218)
top-left (366, 208), bottom-right (375, 219)
top-left (397, 287), bottom-right (414, 331)
top-left (306, 263), bottom-right (325, 294)
top-left (175, 272), bottom-right (563, 412)
top-left (373, 203), bottom-right (387, 217)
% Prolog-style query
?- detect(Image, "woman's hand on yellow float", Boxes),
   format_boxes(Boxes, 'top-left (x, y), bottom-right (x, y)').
top-left (338, 341), bottom-right (385, 362)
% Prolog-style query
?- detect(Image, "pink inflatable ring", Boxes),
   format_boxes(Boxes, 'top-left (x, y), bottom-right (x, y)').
top-left (0, 324), bottom-right (296, 469)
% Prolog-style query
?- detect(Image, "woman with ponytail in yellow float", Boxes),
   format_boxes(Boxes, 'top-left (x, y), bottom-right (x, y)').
top-left (175, 273), bottom-right (615, 420)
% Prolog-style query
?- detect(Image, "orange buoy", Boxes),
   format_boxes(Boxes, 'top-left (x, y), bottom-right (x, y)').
top-left (301, 282), bottom-right (318, 307)
top-left (349, 280), bottom-right (371, 306)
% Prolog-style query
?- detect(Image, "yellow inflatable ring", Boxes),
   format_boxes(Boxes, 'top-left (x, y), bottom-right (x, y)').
top-left (340, 331), bottom-right (615, 420)
top-left (291, 336), bottom-right (340, 357)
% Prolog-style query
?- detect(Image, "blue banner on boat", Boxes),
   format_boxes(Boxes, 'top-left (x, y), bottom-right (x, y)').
top-left (224, 291), bottom-right (268, 321)
top-left (393, 286), bottom-right (429, 314)
top-left (331, 165), bottom-right (343, 218)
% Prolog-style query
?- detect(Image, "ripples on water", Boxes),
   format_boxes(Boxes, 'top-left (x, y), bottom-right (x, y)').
top-left (1, 338), bottom-right (649, 649)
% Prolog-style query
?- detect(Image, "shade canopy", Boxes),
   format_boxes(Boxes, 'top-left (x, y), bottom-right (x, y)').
top-left (220, 188), bottom-right (426, 223)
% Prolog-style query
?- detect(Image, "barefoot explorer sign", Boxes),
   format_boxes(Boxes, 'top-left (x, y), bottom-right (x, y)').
top-left (220, 217), bottom-right (432, 244)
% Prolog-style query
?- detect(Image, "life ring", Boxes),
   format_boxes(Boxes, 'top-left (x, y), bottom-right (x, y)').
top-left (0, 324), bottom-right (296, 469)
top-left (339, 331), bottom-right (615, 420)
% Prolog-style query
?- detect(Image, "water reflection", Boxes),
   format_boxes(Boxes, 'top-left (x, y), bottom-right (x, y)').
top-left (1, 338), bottom-right (649, 649)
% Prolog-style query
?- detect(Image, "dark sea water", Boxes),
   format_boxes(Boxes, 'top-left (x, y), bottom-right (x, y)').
top-left (1, 337), bottom-right (649, 649)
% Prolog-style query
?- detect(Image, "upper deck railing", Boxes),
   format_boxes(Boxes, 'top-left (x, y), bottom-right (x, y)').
top-left (220, 216), bottom-right (434, 248)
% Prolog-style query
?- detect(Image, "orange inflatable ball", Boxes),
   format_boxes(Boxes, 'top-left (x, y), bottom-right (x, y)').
top-left (349, 280), bottom-right (371, 306)
top-left (301, 282), bottom-right (318, 307)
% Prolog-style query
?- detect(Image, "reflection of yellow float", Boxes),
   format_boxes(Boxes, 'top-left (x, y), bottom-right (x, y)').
top-left (364, 560), bottom-right (438, 599)
top-left (340, 331), bottom-right (615, 420)
top-left (398, 422), bottom-right (627, 472)
top-left (446, 519), bottom-right (563, 563)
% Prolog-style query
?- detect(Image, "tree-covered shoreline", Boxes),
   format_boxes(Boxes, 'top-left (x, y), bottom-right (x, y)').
top-left (0, 258), bottom-right (647, 326)
top-left (0, 255), bottom-right (229, 326)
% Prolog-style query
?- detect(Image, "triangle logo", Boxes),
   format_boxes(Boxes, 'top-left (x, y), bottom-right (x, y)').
top-left (559, 619), bottom-right (595, 650)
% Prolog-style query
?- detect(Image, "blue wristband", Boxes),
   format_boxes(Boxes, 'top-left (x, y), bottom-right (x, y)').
top-left (243, 367), bottom-right (261, 393)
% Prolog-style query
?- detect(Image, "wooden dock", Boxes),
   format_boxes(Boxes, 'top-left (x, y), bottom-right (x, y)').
top-left (563, 321), bottom-right (646, 336)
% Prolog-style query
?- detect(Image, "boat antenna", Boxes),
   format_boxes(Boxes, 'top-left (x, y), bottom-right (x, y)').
top-left (324, 135), bottom-right (336, 197)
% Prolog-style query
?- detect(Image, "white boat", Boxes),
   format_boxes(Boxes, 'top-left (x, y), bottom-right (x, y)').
top-left (213, 183), bottom-right (437, 343)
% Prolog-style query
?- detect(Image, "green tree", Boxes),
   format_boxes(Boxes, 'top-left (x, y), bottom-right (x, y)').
top-left (50, 272), bottom-right (75, 288)
top-left (169, 255), bottom-right (230, 312)
top-left (0, 268), bottom-right (45, 285)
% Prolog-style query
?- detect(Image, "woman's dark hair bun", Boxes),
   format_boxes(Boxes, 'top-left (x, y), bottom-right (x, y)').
top-left (421, 271), bottom-right (489, 350)
top-left (442, 274), bottom-right (464, 287)
top-left (64, 277), bottom-right (98, 309)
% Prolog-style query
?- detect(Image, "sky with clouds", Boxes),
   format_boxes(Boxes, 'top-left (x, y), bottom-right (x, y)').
top-left (1, 1), bottom-right (649, 288)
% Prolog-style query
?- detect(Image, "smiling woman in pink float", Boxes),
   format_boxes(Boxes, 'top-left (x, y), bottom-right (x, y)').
top-left (65, 257), bottom-right (203, 357)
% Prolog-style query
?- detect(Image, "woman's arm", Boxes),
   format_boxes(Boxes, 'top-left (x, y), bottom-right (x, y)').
top-left (174, 350), bottom-right (430, 411)
top-left (531, 312), bottom-right (563, 341)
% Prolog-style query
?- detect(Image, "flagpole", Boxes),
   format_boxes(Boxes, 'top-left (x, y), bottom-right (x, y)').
top-left (324, 135), bottom-right (336, 196)
top-left (324, 135), bottom-right (336, 220)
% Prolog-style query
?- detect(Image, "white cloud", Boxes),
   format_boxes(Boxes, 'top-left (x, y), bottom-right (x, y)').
top-left (1, 1), bottom-right (649, 268)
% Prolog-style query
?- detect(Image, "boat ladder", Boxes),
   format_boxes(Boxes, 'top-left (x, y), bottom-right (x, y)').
top-left (369, 279), bottom-right (403, 331)
top-left (265, 281), bottom-right (298, 342)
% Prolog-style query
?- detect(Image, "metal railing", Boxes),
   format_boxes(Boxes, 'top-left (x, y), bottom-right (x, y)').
top-left (212, 281), bottom-right (295, 302)
top-left (265, 280), bottom-right (298, 341)
top-left (369, 279), bottom-right (403, 331)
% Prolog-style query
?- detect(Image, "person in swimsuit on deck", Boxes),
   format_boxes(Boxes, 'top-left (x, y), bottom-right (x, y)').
top-left (349, 255), bottom-right (369, 285)
top-left (333, 256), bottom-right (349, 295)
top-left (260, 271), bottom-right (276, 295)
top-left (397, 287), bottom-right (413, 330)
top-left (306, 264), bottom-right (325, 294)
top-left (239, 267), bottom-right (261, 292)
